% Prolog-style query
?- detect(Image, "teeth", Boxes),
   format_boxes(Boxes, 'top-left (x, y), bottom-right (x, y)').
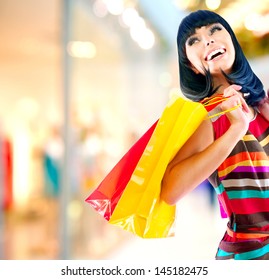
top-left (207, 48), bottom-right (225, 61)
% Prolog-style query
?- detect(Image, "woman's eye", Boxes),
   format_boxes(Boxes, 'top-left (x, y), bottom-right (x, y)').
top-left (210, 25), bottom-right (222, 34)
top-left (187, 37), bottom-right (199, 46)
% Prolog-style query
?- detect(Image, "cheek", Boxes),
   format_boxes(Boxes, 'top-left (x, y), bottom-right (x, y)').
top-left (185, 46), bottom-right (205, 74)
top-left (226, 44), bottom-right (236, 67)
top-left (230, 46), bottom-right (236, 63)
top-left (186, 49), bottom-right (198, 67)
top-left (189, 56), bottom-right (204, 73)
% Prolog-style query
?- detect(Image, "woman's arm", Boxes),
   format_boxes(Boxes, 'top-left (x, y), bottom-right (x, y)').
top-left (161, 87), bottom-right (250, 205)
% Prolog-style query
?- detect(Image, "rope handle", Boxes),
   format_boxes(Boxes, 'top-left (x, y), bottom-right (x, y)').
top-left (206, 104), bottom-right (241, 119)
top-left (201, 95), bottom-right (242, 120)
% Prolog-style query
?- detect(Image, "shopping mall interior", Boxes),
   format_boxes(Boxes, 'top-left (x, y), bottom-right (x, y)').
top-left (1, 0), bottom-right (269, 260)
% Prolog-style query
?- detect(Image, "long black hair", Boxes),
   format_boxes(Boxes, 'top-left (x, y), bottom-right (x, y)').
top-left (177, 10), bottom-right (265, 106)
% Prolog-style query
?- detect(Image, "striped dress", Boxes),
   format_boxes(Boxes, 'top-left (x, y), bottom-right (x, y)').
top-left (202, 95), bottom-right (269, 260)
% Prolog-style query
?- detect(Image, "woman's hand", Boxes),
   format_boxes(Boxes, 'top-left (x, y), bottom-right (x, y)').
top-left (220, 85), bottom-right (250, 137)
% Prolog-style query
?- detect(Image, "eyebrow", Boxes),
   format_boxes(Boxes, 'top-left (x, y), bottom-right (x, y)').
top-left (187, 23), bottom-right (221, 39)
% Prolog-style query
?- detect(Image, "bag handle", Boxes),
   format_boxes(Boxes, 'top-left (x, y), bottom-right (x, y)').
top-left (201, 95), bottom-right (241, 120)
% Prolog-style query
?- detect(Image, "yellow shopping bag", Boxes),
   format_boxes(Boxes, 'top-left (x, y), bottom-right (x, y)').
top-left (109, 94), bottom-right (208, 238)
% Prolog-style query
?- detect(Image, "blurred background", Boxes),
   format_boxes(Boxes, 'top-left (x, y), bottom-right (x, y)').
top-left (0, 0), bottom-right (269, 260)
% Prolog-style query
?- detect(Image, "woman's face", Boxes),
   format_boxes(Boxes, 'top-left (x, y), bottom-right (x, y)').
top-left (185, 23), bottom-right (235, 77)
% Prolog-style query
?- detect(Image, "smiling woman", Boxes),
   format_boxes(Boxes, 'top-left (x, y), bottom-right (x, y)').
top-left (176, 10), bottom-right (265, 105)
top-left (185, 23), bottom-right (235, 78)
top-left (160, 10), bottom-right (269, 260)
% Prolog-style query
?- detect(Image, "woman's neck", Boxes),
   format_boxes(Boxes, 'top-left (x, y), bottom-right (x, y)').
top-left (213, 77), bottom-right (231, 93)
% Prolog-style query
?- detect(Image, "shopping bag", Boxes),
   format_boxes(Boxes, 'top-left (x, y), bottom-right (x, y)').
top-left (85, 120), bottom-right (158, 220)
top-left (108, 95), bottom-right (208, 238)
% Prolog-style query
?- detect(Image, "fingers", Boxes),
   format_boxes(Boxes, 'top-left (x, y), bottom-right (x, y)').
top-left (223, 84), bottom-right (249, 113)
top-left (223, 84), bottom-right (242, 97)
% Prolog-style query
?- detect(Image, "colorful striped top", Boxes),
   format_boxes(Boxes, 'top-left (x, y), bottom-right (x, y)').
top-left (202, 95), bottom-right (269, 260)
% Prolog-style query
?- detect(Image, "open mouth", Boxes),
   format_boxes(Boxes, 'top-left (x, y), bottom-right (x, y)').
top-left (205, 48), bottom-right (226, 61)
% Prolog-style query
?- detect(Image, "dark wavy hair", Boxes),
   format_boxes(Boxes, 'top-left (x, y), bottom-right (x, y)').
top-left (177, 10), bottom-right (265, 106)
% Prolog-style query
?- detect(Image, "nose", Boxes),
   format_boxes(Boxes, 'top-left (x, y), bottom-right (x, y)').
top-left (202, 33), bottom-right (215, 46)
top-left (206, 38), bottom-right (215, 46)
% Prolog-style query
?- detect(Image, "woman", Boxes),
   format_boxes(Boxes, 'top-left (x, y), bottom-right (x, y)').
top-left (161, 10), bottom-right (269, 260)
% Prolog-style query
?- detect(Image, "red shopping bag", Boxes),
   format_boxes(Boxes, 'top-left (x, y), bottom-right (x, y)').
top-left (85, 120), bottom-right (158, 220)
